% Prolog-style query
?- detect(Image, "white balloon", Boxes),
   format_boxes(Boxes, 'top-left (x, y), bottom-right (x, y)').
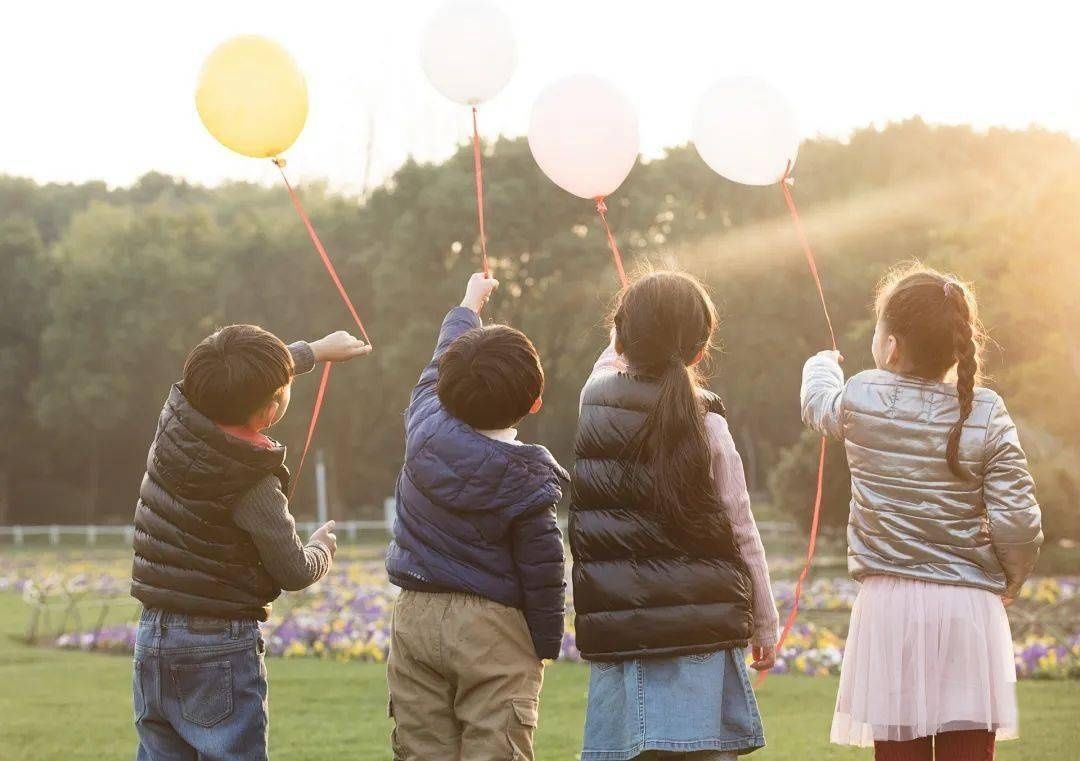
top-left (692, 77), bottom-right (801, 186)
top-left (528, 75), bottom-right (639, 200)
top-left (420, 0), bottom-right (516, 106)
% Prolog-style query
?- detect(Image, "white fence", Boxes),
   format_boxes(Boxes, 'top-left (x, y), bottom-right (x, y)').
top-left (0, 519), bottom-right (801, 547)
top-left (0, 520), bottom-right (394, 547)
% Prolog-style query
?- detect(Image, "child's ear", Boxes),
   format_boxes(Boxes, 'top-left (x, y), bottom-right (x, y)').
top-left (690, 348), bottom-right (705, 367)
top-left (250, 398), bottom-right (280, 431)
top-left (886, 334), bottom-right (901, 369)
top-left (529, 396), bottom-right (543, 415)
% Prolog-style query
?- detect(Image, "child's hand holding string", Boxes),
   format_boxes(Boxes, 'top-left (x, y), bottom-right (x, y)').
top-left (311, 331), bottom-right (371, 363)
top-left (461, 272), bottom-right (500, 314)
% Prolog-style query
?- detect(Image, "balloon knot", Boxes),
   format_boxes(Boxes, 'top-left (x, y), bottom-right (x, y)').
top-left (595, 197), bottom-right (608, 215)
top-left (780, 159), bottom-right (794, 187)
top-left (272, 157), bottom-right (287, 169)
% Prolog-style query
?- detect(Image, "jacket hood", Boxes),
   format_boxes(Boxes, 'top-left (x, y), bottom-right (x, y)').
top-left (404, 408), bottom-right (569, 515)
top-left (148, 384), bottom-right (288, 502)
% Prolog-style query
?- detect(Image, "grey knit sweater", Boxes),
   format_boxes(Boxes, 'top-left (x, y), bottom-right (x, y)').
top-left (229, 341), bottom-right (332, 591)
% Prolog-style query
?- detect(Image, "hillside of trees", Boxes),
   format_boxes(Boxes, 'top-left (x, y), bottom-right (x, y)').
top-left (1, 119), bottom-right (1077, 539)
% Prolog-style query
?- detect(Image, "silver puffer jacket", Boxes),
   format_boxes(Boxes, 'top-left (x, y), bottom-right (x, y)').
top-left (801, 352), bottom-right (1042, 598)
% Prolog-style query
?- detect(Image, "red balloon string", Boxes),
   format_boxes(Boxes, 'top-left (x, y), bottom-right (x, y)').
top-left (471, 106), bottom-right (491, 278)
top-left (595, 197), bottom-right (628, 287)
top-left (779, 161), bottom-right (837, 351)
top-left (288, 361), bottom-right (331, 501)
top-left (273, 160), bottom-right (372, 345)
top-left (272, 158), bottom-right (372, 493)
top-left (757, 162), bottom-right (835, 688)
top-left (756, 435), bottom-right (827, 687)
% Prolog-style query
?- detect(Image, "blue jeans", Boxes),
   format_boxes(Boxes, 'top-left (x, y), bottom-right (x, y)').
top-left (133, 608), bottom-right (268, 761)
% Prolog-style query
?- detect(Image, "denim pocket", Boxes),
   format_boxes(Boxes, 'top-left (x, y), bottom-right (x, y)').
top-left (688, 650), bottom-right (721, 663)
top-left (170, 660), bottom-right (234, 728)
top-left (132, 658), bottom-right (147, 722)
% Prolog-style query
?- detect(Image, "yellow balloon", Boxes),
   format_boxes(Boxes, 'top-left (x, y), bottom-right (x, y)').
top-left (195, 36), bottom-right (308, 159)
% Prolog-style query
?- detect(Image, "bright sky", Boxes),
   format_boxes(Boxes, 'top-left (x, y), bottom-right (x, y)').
top-left (4, 0), bottom-right (1079, 193)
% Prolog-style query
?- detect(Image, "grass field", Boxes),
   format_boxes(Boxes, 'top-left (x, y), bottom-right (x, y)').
top-left (1, 593), bottom-right (1078, 759)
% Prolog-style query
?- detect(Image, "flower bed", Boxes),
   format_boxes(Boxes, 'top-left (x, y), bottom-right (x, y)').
top-left (4, 551), bottom-right (1078, 678)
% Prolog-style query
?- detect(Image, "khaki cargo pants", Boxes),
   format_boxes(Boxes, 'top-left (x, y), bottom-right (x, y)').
top-left (387, 590), bottom-right (544, 761)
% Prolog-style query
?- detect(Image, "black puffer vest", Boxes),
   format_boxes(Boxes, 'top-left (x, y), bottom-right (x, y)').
top-left (130, 384), bottom-right (288, 621)
top-left (570, 372), bottom-right (753, 660)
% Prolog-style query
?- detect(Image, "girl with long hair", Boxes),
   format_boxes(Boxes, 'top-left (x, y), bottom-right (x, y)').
top-left (571, 270), bottom-right (778, 761)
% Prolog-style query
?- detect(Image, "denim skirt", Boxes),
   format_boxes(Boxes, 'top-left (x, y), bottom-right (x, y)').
top-left (580, 648), bottom-right (765, 760)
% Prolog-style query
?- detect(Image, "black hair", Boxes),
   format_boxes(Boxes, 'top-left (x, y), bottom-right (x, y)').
top-left (614, 270), bottom-right (724, 538)
top-left (437, 325), bottom-right (544, 430)
top-left (182, 324), bottom-right (294, 425)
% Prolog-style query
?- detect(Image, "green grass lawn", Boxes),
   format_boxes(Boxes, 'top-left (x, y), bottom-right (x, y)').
top-left (1, 594), bottom-right (1078, 759)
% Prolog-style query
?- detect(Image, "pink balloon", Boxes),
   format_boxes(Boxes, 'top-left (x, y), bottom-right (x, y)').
top-left (528, 75), bottom-right (639, 200)
top-left (420, 1), bottom-right (516, 106)
top-left (693, 77), bottom-right (800, 186)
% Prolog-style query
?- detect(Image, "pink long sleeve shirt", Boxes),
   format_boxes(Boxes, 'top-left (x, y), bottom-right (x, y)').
top-left (582, 339), bottom-right (780, 647)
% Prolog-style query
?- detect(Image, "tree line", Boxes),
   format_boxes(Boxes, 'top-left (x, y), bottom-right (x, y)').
top-left (0, 118), bottom-right (1077, 540)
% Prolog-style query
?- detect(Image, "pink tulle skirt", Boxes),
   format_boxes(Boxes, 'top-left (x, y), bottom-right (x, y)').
top-left (831, 575), bottom-right (1018, 746)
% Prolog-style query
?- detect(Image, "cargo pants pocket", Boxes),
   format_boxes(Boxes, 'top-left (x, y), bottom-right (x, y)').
top-left (387, 698), bottom-right (405, 760)
top-left (507, 698), bottom-right (538, 760)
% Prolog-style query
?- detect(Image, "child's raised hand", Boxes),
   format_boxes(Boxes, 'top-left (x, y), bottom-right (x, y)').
top-left (309, 520), bottom-right (338, 557)
top-left (461, 272), bottom-right (499, 314)
top-left (750, 643), bottom-right (776, 672)
top-left (310, 331), bottom-right (371, 363)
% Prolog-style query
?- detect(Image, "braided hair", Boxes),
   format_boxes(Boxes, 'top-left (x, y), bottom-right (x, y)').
top-left (875, 263), bottom-right (984, 478)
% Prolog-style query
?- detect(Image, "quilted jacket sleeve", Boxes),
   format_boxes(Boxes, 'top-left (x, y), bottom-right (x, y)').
top-left (511, 503), bottom-right (566, 660)
top-left (982, 396), bottom-right (1043, 598)
top-left (800, 351), bottom-right (846, 440)
top-left (405, 307), bottom-right (482, 431)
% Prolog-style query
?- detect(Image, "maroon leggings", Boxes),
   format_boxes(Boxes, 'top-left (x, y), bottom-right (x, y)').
top-left (874, 730), bottom-right (995, 761)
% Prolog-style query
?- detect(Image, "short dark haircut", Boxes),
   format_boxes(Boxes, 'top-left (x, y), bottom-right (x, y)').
top-left (437, 325), bottom-right (544, 430)
top-left (182, 325), bottom-right (295, 425)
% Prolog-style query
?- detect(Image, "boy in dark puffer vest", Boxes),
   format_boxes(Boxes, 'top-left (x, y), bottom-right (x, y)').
top-left (130, 324), bottom-right (369, 761)
top-left (385, 273), bottom-right (569, 761)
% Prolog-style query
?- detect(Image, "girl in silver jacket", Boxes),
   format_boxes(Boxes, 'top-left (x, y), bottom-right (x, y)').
top-left (801, 263), bottom-right (1042, 761)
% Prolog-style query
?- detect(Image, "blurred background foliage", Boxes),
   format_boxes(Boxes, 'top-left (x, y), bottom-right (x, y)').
top-left (0, 118), bottom-right (1077, 541)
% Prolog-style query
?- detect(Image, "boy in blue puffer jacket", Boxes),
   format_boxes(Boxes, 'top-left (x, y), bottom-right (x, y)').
top-left (385, 273), bottom-right (568, 761)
